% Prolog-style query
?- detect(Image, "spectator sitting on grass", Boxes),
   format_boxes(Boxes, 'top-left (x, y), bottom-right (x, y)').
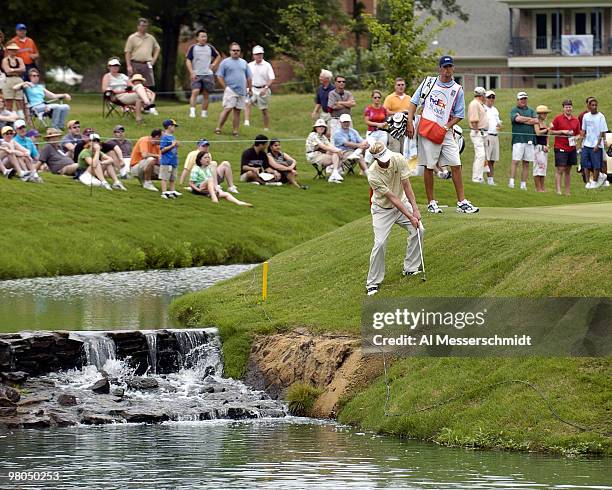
top-left (190, 151), bottom-right (252, 206)
top-left (305, 118), bottom-right (343, 183)
top-left (267, 138), bottom-right (307, 189)
top-left (38, 127), bottom-right (77, 175)
top-left (332, 114), bottom-right (369, 176)
top-left (0, 125), bottom-right (39, 181)
top-left (60, 119), bottom-right (82, 159)
top-left (101, 58), bottom-right (157, 124)
top-left (179, 139), bottom-right (239, 193)
top-left (14, 119), bottom-right (39, 169)
top-left (130, 128), bottom-right (161, 191)
top-left (106, 125), bottom-right (133, 173)
top-left (0, 97), bottom-right (19, 125)
top-left (76, 134), bottom-right (126, 191)
top-left (16, 68), bottom-right (71, 129)
top-left (74, 128), bottom-right (127, 178)
top-left (240, 134), bottom-right (269, 185)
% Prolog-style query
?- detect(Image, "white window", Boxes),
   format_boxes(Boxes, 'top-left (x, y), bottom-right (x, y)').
top-left (476, 75), bottom-right (500, 90)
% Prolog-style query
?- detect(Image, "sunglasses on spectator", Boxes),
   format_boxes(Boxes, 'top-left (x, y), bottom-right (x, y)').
top-left (4, 131), bottom-right (14, 135)
top-left (336, 80), bottom-right (346, 83)
top-left (231, 49), bottom-right (240, 52)
top-left (114, 129), bottom-right (124, 132)
top-left (30, 73), bottom-right (40, 77)
top-left (373, 96), bottom-right (381, 99)
top-left (487, 95), bottom-right (495, 99)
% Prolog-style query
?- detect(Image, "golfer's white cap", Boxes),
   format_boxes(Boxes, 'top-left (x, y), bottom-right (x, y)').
top-left (339, 114), bottom-right (352, 123)
top-left (369, 141), bottom-right (391, 163)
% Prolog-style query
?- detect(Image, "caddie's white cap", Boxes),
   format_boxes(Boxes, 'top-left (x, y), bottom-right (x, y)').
top-left (369, 141), bottom-right (391, 163)
top-left (252, 45), bottom-right (264, 55)
top-left (339, 114), bottom-right (352, 123)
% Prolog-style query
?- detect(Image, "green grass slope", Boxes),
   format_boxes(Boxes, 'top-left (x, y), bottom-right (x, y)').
top-left (3, 77), bottom-right (612, 279)
top-left (171, 202), bottom-right (612, 454)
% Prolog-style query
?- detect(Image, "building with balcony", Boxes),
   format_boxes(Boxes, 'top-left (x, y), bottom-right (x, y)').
top-left (436, 0), bottom-right (612, 91)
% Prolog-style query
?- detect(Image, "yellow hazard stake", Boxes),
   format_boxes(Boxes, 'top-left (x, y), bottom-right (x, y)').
top-left (262, 261), bottom-right (269, 301)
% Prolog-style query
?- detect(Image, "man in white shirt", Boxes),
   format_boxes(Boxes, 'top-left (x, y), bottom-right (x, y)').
top-left (244, 45), bottom-right (275, 131)
top-left (581, 98), bottom-right (608, 189)
top-left (484, 90), bottom-right (501, 186)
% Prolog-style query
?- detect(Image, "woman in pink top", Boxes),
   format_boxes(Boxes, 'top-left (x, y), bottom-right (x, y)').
top-left (363, 90), bottom-right (389, 163)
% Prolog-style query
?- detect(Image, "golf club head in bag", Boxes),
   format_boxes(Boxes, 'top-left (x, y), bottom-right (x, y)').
top-left (453, 125), bottom-right (465, 154)
top-left (385, 113), bottom-right (408, 141)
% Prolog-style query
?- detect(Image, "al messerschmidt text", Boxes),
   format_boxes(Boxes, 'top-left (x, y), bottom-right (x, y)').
top-left (372, 334), bottom-right (532, 346)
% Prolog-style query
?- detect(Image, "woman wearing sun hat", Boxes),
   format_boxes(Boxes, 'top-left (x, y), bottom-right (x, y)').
top-left (1, 43), bottom-right (26, 114)
top-left (130, 73), bottom-right (158, 116)
top-left (533, 104), bottom-right (551, 192)
top-left (305, 118), bottom-right (344, 183)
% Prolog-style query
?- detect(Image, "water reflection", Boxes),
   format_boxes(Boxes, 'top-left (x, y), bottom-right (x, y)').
top-left (0, 420), bottom-right (610, 489)
top-left (0, 265), bottom-right (255, 332)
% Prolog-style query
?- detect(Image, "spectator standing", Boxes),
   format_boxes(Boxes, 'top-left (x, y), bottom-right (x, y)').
top-left (16, 69), bottom-right (71, 129)
top-left (1, 43), bottom-right (26, 115)
top-left (577, 97), bottom-right (596, 183)
top-left (327, 75), bottom-right (356, 136)
top-left (244, 45), bottom-right (275, 131)
top-left (9, 24), bottom-right (38, 79)
top-left (305, 119), bottom-right (343, 182)
top-left (311, 69), bottom-right (335, 127)
top-left (180, 139), bottom-right (239, 193)
top-left (160, 119), bottom-right (181, 199)
top-left (125, 18), bottom-right (160, 87)
top-left (533, 105), bottom-right (551, 192)
top-left (581, 98), bottom-right (608, 189)
top-left (484, 90), bottom-right (501, 185)
top-left (130, 129), bottom-right (162, 191)
top-left (240, 134), bottom-right (269, 184)
top-left (468, 86), bottom-right (488, 183)
top-left (383, 78), bottom-right (412, 153)
top-left (186, 30), bottom-right (220, 119)
top-left (549, 99), bottom-right (581, 196)
top-left (0, 31), bottom-right (5, 67)
top-left (332, 114), bottom-right (369, 176)
top-left (39, 128), bottom-right (77, 175)
top-left (509, 91), bottom-right (538, 190)
top-left (406, 55), bottom-right (479, 214)
top-left (215, 43), bottom-right (252, 137)
top-left (363, 90), bottom-right (389, 163)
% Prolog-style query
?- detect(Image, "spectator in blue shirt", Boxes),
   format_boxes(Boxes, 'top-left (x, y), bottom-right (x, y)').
top-left (14, 119), bottom-right (39, 167)
top-left (332, 114), bottom-right (369, 176)
top-left (159, 119), bottom-right (181, 199)
top-left (311, 69), bottom-right (335, 128)
top-left (214, 42), bottom-right (252, 137)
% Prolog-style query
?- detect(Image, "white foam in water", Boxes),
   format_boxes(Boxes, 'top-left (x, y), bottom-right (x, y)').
top-left (143, 331), bottom-right (158, 374)
top-left (69, 331), bottom-right (117, 369)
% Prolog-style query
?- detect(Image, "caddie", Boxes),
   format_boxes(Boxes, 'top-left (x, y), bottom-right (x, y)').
top-left (366, 141), bottom-right (423, 296)
top-left (406, 55), bottom-right (479, 214)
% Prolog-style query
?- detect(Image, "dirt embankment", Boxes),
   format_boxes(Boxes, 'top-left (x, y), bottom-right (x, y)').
top-left (245, 329), bottom-right (384, 417)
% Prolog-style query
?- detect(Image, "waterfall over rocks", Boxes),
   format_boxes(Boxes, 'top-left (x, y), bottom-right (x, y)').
top-left (0, 329), bottom-right (287, 428)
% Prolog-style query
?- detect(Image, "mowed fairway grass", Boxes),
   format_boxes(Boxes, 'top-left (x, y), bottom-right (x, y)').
top-left (171, 202), bottom-right (612, 454)
top-left (2, 77), bottom-right (612, 279)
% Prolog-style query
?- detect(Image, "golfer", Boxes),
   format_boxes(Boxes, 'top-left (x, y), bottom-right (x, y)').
top-left (406, 55), bottom-right (479, 214)
top-left (366, 141), bottom-right (423, 296)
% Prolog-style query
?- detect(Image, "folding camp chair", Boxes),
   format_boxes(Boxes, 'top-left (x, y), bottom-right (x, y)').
top-left (342, 158), bottom-right (357, 176)
top-left (102, 91), bottom-right (135, 118)
top-left (23, 90), bottom-right (54, 130)
top-left (311, 162), bottom-right (326, 179)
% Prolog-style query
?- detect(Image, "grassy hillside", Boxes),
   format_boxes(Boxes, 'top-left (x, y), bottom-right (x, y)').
top-left (2, 77), bottom-right (612, 279)
top-left (170, 202), bottom-right (612, 454)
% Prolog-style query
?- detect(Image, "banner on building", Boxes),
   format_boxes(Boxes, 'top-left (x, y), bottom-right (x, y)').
top-left (561, 35), bottom-right (594, 56)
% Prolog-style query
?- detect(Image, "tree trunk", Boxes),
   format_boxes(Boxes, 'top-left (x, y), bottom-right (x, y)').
top-left (159, 19), bottom-right (180, 98)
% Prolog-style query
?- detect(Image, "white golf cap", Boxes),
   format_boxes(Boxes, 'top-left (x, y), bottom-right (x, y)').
top-left (485, 90), bottom-right (496, 98)
top-left (517, 91), bottom-right (528, 99)
top-left (89, 133), bottom-right (101, 141)
top-left (313, 118), bottom-right (328, 128)
top-left (14, 119), bottom-right (27, 129)
top-left (107, 58), bottom-right (121, 66)
top-left (252, 45), bottom-right (264, 55)
top-left (339, 114), bottom-right (352, 123)
top-left (474, 86), bottom-right (486, 96)
top-left (369, 141), bottom-right (391, 163)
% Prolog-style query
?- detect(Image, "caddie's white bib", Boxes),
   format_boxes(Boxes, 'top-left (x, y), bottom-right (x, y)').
top-left (421, 80), bottom-right (461, 126)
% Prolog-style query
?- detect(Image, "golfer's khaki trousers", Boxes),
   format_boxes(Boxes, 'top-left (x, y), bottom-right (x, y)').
top-left (366, 201), bottom-right (424, 288)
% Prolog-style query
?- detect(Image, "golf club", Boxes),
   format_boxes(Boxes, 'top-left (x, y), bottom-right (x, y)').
top-left (417, 225), bottom-right (426, 282)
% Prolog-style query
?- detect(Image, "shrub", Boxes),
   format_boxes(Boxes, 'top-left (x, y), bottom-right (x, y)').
top-left (286, 382), bottom-right (323, 417)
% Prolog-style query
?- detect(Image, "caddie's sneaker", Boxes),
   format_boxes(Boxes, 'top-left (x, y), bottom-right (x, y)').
top-left (143, 181), bottom-right (158, 192)
top-left (597, 172), bottom-right (607, 187)
top-left (366, 285), bottom-right (379, 296)
top-left (585, 181), bottom-right (595, 189)
top-left (456, 200), bottom-right (479, 213)
top-left (604, 180), bottom-right (610, 187)
top-left (508, 178), bottom-right (515, 189)
top-left (427, 200), bottom-right (443, 213)
top-left (227, 185), bottom-right (239, 194)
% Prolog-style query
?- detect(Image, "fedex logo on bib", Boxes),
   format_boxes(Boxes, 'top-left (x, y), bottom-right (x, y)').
top-left (427, 91), bottom-right (448, 119)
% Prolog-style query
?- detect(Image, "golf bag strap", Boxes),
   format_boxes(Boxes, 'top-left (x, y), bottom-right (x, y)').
top-left (417, 76), bottom-right (437, 114)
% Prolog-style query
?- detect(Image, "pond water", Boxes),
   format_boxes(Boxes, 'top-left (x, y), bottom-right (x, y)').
top-left (0, 265), bottom-right (255, 332)
top-left (1, 419), bottom-right (610, 489)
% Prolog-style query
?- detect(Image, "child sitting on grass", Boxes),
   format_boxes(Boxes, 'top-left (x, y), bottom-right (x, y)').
top-left (190, 151), bottom-right (252, 207)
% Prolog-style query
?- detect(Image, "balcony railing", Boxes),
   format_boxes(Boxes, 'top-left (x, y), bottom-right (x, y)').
top-left (509, 36), bottom-right (610, 56)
